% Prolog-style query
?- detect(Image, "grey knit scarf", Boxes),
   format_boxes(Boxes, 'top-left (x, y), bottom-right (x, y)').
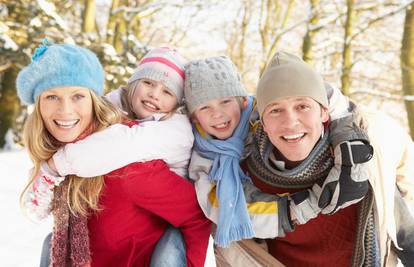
top-left (246, 123), bottom-right (378, 267)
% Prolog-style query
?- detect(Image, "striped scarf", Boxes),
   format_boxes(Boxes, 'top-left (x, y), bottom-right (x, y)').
top-left (246, 122), bottom-right (379, 267)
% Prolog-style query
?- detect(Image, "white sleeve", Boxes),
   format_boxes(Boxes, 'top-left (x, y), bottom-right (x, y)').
top-left (326, 83), bottom-right (351, 120)
top-left (53, 114), bottom-right (194, 177)
top-left (104, 88), bottom-right (124, 110)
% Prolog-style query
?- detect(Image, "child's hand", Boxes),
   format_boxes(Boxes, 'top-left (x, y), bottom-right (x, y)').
top-left (24, 161), bottom-right (65, 220)
top-left (318, 140), bottom-right (373, 214)
top-left (289, 190), bottom-right (321, 225)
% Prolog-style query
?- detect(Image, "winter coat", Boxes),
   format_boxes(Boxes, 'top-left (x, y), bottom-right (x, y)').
top-left (88, 159), bottom-right (211, 267)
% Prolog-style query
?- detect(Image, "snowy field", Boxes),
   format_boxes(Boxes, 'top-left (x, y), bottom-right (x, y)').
top-left (0, 149), bottom-right (53, 267)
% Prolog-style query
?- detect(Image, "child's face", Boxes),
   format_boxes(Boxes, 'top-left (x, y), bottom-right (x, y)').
top-left (131, 79), bottom-right (178, 119)
top-left (39, 86), bottom-right (93, 143)
top-left (193, 97), bottom-right (243, 140)
top-left (262, 96), bottom-right (329, 161)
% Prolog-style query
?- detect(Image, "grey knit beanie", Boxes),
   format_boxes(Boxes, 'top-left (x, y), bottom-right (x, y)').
top-left (256, 51), bottom-right (328, 118)
top-left (184, 56), bottom-right (247, 114)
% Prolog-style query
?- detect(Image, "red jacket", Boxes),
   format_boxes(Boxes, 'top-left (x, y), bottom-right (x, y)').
top-left (88, 160), bottom-right (211, 267)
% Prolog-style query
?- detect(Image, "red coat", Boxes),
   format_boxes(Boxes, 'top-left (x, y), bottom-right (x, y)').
top-left (88, 160), bottom-right (211, 267)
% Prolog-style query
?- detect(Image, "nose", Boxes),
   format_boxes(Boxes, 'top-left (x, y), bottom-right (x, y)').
top-left (58, 98), bottom-right (74, 114)
top-left (148, 84), bottom-right (163, 100)
top-left (281, 110), bottom-right (299, 128)
top-left (210, 108), bottom-right (224, 119)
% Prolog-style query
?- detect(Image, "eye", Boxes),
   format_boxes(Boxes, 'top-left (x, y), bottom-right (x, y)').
top-left (221, 99), bottom-right (232, 104)
top-left (298, 104), bottom-right (310, 111)
top-left (142, 80), bottom-right (152, 86)
top-left (198, 106), bottom-right (209, 112)
top-left (45, 95), bottom-right (58, 101)
top-left (269, 108), bottom-right (281, 114)
top-left (73, 94), bottom-right (85, 101)
top-left (163, 89), bottom-right (173, 96)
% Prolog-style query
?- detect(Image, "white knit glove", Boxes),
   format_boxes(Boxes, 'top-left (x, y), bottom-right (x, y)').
top-left (24, 161), bottom-right (65, 220)
top-left (289, 189), bottom-right (321, 225)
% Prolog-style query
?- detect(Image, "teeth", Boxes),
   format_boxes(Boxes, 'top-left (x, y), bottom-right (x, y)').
top-left (54, 119), bottom-right (79, 128)
top-left (283, 133), bottom-right (304, 140)
top-left (214, 122), bottom-right (229, 129)
top-left (143, 101), bottom-right (158, 110)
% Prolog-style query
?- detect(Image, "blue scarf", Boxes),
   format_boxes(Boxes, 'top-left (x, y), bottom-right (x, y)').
top-left (193, 96), bottom-right (255, 247)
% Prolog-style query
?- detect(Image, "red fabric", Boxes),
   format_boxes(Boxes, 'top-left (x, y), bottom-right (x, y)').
top-left (88, 160), bottom-right (211, 267)
top-left (250, 173), bottom-right (358, 267)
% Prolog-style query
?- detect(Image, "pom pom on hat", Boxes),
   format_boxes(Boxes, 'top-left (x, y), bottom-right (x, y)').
top-left (16, 38), bottom-right (105, 105)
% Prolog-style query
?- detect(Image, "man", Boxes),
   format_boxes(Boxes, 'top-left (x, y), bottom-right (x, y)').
top-left (243, 51), bottom-right (414, 266)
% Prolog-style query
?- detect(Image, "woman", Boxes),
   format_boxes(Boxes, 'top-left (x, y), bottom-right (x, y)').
top-left (17, 40), bottom-right (210, 267)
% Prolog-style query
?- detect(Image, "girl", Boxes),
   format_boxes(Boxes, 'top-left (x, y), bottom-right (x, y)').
top-left (18, 40), bottom-right (210, 267)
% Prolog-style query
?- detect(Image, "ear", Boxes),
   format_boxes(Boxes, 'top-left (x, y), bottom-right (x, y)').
top-left (191, 113), bottom-right (199, 124)
top-left (321, 107), bottom-right (329, 123)
top-left (241, 97), bottom-right (248, 109)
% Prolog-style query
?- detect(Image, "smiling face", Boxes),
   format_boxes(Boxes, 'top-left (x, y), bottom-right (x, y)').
top-left (262, 96), bottom-right (329, 162)
top-left (39, 86), bottom-right (94, 143)
top-left (131, 79), bottom-right (178, 119)
top-left (193, 97), bottom-right (244, 140)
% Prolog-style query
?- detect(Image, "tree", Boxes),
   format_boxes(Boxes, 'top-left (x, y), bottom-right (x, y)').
top-left (401, 2), bottom-right (414, 139)
top-left (302, 0), bottom-right (320, 63)
top-left (82, 0), bottom-right (97, 33)
top-left (340, 0), bottom-right (355, 96)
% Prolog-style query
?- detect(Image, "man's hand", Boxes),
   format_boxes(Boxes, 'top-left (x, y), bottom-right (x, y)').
top-left (318, 140), bottom-right (373, 214)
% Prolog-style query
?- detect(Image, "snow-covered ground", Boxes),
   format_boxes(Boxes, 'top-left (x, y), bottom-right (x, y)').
top-left (0, 149), bottom-right (215, 267)
top-left (0, 149), bottom-right (52, 267)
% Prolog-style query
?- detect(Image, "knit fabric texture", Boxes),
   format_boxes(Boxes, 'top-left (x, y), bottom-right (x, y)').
top-left (256, 51), bottom-right (328, 118)
top-left (16, 38), bottom-right (104, 104)
top-left (51, 179), bottom-right (91, 267)
top-left (193, 96), bottom-right (255, 247)
top-left (184, 56), bottom-right (247, 114)
top-left (128, 47), bottom-right (187, 104)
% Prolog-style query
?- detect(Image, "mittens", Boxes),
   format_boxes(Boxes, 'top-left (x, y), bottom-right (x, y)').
top-left (24, 161), bottom-right (65, 220)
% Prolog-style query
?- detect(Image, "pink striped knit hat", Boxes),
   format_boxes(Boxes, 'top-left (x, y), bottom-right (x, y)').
top-left (128, 47), bottom-right (187, 104)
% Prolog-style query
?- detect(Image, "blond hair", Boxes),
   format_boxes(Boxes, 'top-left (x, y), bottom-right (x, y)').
top-left (119, 80), bottom-right (178, 121)
top-left (20, 91), bottom-right (124, 216)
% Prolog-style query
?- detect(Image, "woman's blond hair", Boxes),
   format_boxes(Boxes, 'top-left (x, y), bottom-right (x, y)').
top-left (20, 90), bottom-right (124, 216)
top-left (119, 80), bottom-right (178, 121)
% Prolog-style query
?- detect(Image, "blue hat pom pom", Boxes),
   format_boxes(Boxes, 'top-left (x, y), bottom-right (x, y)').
top-left (32, 38), bottom-right (53, 61)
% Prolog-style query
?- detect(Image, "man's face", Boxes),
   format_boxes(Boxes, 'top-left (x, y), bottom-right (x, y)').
top-left (262, 96), bottom-right (329, 161)
top-left (193, 97), bottom-right (243, 140)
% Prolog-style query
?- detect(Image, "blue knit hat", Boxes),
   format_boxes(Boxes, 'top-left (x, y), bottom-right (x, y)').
top-left (16, 39), bottom-right (105, 105)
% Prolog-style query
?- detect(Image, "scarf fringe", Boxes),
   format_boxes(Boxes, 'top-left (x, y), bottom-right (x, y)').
top-left (215, 223), bottom-right (255, 247)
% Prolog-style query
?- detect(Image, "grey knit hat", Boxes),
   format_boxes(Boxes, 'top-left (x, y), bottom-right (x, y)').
top-left (184, 56), bottom-right (247, 114)
top-left (256, 51), bottom-right (328, 118)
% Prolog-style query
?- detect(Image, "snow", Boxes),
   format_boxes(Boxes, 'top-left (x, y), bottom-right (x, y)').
top-left (0, 149), bottom-right (52, 267)
top-left (0, 149), bottom-right (215, 266)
